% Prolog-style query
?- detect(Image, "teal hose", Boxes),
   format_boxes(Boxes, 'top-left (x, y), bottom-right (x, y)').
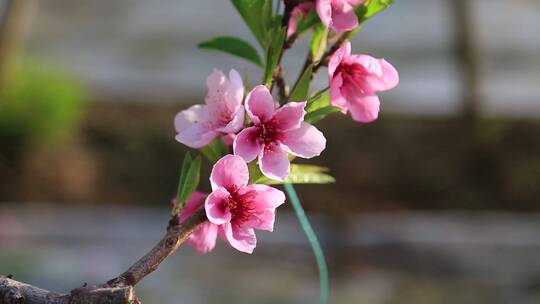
top-left (284, 183), bottom-right (329, 304)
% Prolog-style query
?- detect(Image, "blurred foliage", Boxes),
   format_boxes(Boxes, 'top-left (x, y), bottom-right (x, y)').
top-left (0, 63), bottom-right (86, 152)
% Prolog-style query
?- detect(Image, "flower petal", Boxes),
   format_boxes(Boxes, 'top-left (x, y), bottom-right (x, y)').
top-left (271, 101), bottom-right (306, 131)
top-left (179, 191), bottom-right (207, 223)
top-left (316, 0), bottom-right (332, 28)
top-left (348, 94), bottom-right (380, 123)
top-left (328, 41), bottom-right (351, 77)
top-left (187, 222), bottom-right (218, 254)
top-left (233, 126), bottom-right (263, 163)
top-left (243, 184), bottom-right (286, 209)
top-left (175, 122), bottom-right (219, 148)
top-left (246, 209), bottom-right (276, 232)
top-left (371, 58), bottom-right (399, 91)
top-left (215, 105), bottom-right (245, 134)
top-left (210, 155), bottom-right (249, 191)
top-left (330, 73), bottom-right (348, 113)
top-left (282, 122), bottom-right (326, 158)
top-left (226, 69), bottom-right (244, 109)
top-left (259, 143), bottom-right (290, 181)
top-left (174, 104), bottom-right (208, 132)
top-left (329, 0), bottom-right (358, 33)
top-left (245, 85), bottom-right (276, 124)
top-left (205, 187), bottom-right (232, 224)
top-left (222, 223), bottom-right (257, 254)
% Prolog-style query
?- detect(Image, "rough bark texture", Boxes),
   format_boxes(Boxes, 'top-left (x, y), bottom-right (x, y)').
top-left (0, 208), bottom-right (207, 304)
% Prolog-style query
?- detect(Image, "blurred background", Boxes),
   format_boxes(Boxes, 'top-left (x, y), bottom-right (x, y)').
top-left (1, 0), bottom-right (539, 303)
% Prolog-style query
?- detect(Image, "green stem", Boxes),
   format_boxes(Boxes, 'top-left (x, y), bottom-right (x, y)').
top-left (284, 183), bottom-right (329, 304)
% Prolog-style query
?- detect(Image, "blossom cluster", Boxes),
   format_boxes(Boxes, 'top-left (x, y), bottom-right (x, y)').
top-left (173, 0), bottom-right (399, 254)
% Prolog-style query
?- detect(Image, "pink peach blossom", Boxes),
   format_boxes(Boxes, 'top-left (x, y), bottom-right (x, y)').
top-left (205, 155), bottom-right (286, 253)
top-left (287, 2), bottom-right (314, 37)
top-left (328, 41), bottom-right (399, 123)
top-left (178, 192), bottom-right (219, 254)
top-left (175, 69), bottom-right (245, 148)
top-left (316, 0), bottom-right (365, 33)
top-left (233, 85), bottom-right (326, 180)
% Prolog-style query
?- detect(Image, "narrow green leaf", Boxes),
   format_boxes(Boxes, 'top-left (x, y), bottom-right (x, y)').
top-left (255, 164), bottom-right (335, 185)
top-left (176, 152), bottom-right (193, 202)
top-left (262, 27), bottom-right (286, 86)
top-left (356, 0), bottom-right (394, 23)
top-left (310, 24), bottom-right (328, 62)
top-left (305, 106), bottom-right (341, 124)
top-left (177, 155), bottom-right (202, 206)
top-left (200, 138), bottom-right (227, 163)
top-left (289, 64), bottom-right (313, 102)
top-left (231, 0), bottom-right (273, 48)
top-left (198, 36), bottom-right (263, 67)
top-left (306, 91), bottom-right (330, 112)
top-left (248, 161), bottom-right (264, 184)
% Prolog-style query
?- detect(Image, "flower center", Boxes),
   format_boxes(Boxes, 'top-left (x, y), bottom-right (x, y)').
top-left (227, 192), bottom-right (256, 224)
top-left (255, 119), bottom-right (282, 147)
top-left (337, 63), bottom-right (367, 92)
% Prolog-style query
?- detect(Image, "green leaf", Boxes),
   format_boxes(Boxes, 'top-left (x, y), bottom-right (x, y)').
top-left (305, 106), bottom-right (340, 124)
top-left (255, 164), bottom-right (336, 185)
top-left (198, 36), bottom-right (263, 67)
top-left (289, 64), bottom-right (313, 102)
top-left (176, 154), bottom-right (202, 207)
top-left (306, 91), bottom-right (330, 112)
top-left (310, 24), bottom-right (328, 62)
top-left (231, 0), bottom-right (273, 48)
top-left (356, 0), bottom-right (394, 23)
top-left (262, 26), bottom-right (286, 86)
top-left (200, 138), bottom-right (228, 163)
top-left (248, 161), bottom-right (264, 184)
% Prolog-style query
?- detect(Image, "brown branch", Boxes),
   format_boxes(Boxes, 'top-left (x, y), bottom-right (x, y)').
top-left (0, 276), bottom-right (138, 304)
top-left (274, 65), bottom-right (289, 101)
top-left (0, 208), bottom-right (208, 303)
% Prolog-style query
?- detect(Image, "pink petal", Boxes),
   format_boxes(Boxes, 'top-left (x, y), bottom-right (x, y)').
top-left (175, 123), bottom-right (219, 149)
top-left (226, 69), bottom-right (244, 109)
top-left (282, 122), bottom-right (326, 158)
top-left (371, 59), bottom-right (399, 91)
top-left (316, 0), bottom-right (332, 28)
top-left (245, 85), bottom-right (276, 124)
top-left (259, 143), bottom-right (290, 181)
top-left (233, 126), bottom-right (263, 163)
top-left (222, 223), bottom-right (257, 254)
top-left (205, 187), bottom-right (232, 225)
top-left (221, 133), bottom-right (236, 146)
top-left (179, 191), bottom-right (207, 223)
top-left (330, 73), bottom-right (348, 113)
top-left (329, 0), bottom-right (358, 33)
top-left (271, 102), bottom-right (306, 131)
top-left (187, 222), bottom-right (218, 254)
top-left (287, 9), bottom-right (299, 37)
top-left (174, 104), bottom-right (208, 132)
top-left (215, 105), bottom-right (245, 134)
top-left (243, 184), bottom-right (286, 209)
top-left (210, 154), bottom-right (249, 191)
top-left (205, 69), bottom-right (243, 123)
top-left (328, 41), bottom-right (351, 77)
top-left (348, 94), bottom-right (380, 123)
top-left (246, 209), bottom-right (276, 232)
